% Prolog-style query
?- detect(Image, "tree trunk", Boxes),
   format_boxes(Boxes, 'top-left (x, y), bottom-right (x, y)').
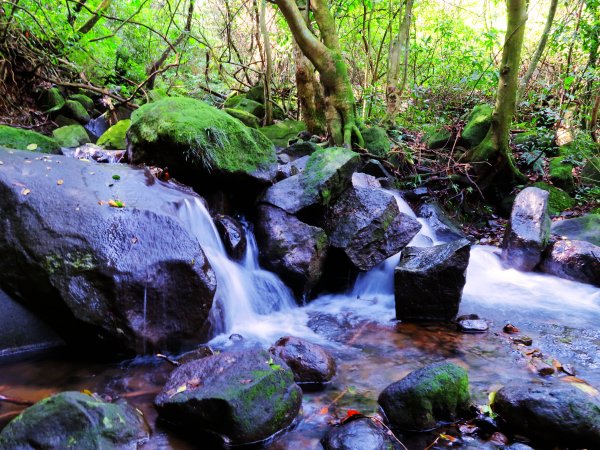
top-left (385, 0), bottom-right (414, 125)
top-left (467, 0), bottom-right (528, 189)
top-left (275, 0), bottom-right (363, 147)
top-left (294, 41), bottom-right (327, 134)
top-left (592, 93), bottom-right (600, 143)
top-left (518, 0), bottom-right (558, 98)
top-left (77, 0), bottom-right (111, 34)
top-left (259, 0), bottom-right (273, 125)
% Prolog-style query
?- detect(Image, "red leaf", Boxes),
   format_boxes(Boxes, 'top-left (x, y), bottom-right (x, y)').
top-left (346, 409), bottom-right (361, 417)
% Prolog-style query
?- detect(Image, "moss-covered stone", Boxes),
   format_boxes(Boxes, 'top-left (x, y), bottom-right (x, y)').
top-left (259, 120), bottom-right (306, 148)
top-left (532, 182), bottom-right (576, 216)
top-left (61, 100), bottom-right (91, 124)
top-left (462, 104), bottom-right (493, 148)
top-left (246, 84), bottom-right (265, 103)
top-left (0, 391), bottom-right (148, 449)
top-left (0, 125), bottom-right (61, 153)
top-left (378, 361), bottom-right (471, 431)
top-left (148, 88), bottom-right (169, 103)
top-left (513, 130), bottom-right (556, 155)
top-left (39, 87), bottom-right (65, 113)
top-left (55, 115), bottom-right (80, 127)
top-left (224, 94), bottom-right (265, 118)
top-left (97, 119), bottom-right (131, 149)
top-left (581, 157), bottom-right (600, 186)
top-left (52, 125), bottom-right (90, 148)
top-left (424, 125), bottom-right (452, 149)
top-left (127, 97), bottom-right (276, 175)
top-left (361, 126), bottom-right (390, 156)
top-left (224, 108), bottom-right (260, 128)
top-left (549, 156), bottom-right (575, 193)
top-left (68, 94), bottom-right (94, 111)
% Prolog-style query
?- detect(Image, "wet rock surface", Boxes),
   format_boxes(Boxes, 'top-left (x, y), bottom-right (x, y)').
top-left (269, 336), bottom-right (336, 384)
top-left (378, 361), bottom-right (471, 431)
top-left (395, 239), bottom-right (471, 321)
top-left (0, 391), bottom-right (148, 450)
top-left (321, 418), bottom-right (402, 450)
top-left (539, 239), bottom-right (600, 287)
top-left (493, 382), bottom-right (600, 447)
top-left (551, 214), bottom-right (600, 246)
top-left (417, 202), bottom-right (466, 242)
top-left (154, 349), bottom-right (302, 446)
top-left (214, 215), bottom-right (247, 260)
top-left (328, 174), bottom-right (421, 271)
top-left (255, 205), bottom-right (328, 296)
top-left (0, 148), bottom-right (216, 353)
top-left (501, 187), bottom-right (551, 271)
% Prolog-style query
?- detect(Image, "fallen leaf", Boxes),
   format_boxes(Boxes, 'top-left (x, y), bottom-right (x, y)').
top-left (26, 143), bottom-right (38, 151)
top-left (108, 199), bottom-right (125, 208)
top-left (439, 434), bottom-right (457, 442)
top-left (112, 174), bottom-right (121, 180)
top-left (21, 188), bottom-right (30, 196)
top-left (346, 409), bottom-right (361, 417)
top-left (57, 179), bottom-right (64, 185)
top-left (319, 406), bottom-right (329, 415)
top-left (81, 389), bottom-right (94, 397)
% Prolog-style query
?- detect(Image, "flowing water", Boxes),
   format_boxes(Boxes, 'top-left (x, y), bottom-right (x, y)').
top-left (1, 186), bottom-right (599, 449)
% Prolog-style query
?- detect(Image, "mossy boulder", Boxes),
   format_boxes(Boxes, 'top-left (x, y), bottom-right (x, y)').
top-left (259, 120), bottom-right (306, 148)
top-left (246, 84), bottom-right (265, 103)
top-left (581, 157), bottom-right (600, 186)
top-left (68, 94), bottom-right (94, 111)
top-left (97, 120), bottom-right (131, 150)
top-left (462, 104), bottom-right (492, 148)
top-left (52, 125), bottom-right (90, 148)
top-left (224, 108), bottom-right (260, 128)
top-left (61, 99), bottom-right (91, 124)
top-left (55, 115), bottom-right (80, 127)
top-left (532, 182), bottom-right (575, 216)
top-left (378, 361), bottom-right (471, 431)
top-left (513, 130), bottom-right (557, 155)
top-left (424, 125), bottom-right (452, 149)
top-left (127, 97), bottom-right (276, 179)
top-left (0, 391), bottom-right (148, 449)
top-left (224, 94), bottom-right (265, 118)
top-left (551, 214), bottom-right (600, 246)
top-left (148, 88), bottom-right (169, 103)
top-left (154, 349), bottom-right (302, 445)
top-left (39, 87), bottom-right (65, 113)
top-left (0, 126), bottom-right (60, 153)
top-left (549, 156), bottom-right (575, 193)
top-left (361, 126), bottom-right (390, 156)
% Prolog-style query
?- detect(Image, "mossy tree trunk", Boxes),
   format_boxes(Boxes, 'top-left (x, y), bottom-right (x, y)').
top-left (259, 0), bottom-right (274, 125)
top-left (466, 0), bottom-right (528, 189)
top-left (77, 0), bottom-right (111, 34)
top-left (275, 0), bottom-right (363, 147)
top-left (385, 0), bottom-right (414, 126)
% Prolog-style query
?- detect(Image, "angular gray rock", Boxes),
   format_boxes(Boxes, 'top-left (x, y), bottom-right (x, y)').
top-left (255, 204), bottom-right (328, 296)
top-left (0, 148), bottom-right (216, 353)
top-left (328, 174), bottom-right (421, 271)
top-left (154, 349), bottom-right (302, 445)
top-left (493, 382), bottom-right (600, 447)
top-left (417, 202), bottom-right (466, 242)
top-left (214, 215), bottom-right (247, 260)
top-left (539, 239), bottom-right (600, 287)
top-left (395, 239), bottom-right (471, 321)
top-left (269, 336), bottom-right (336, 384)
top-left (501, 187), bottom-right (551, 271)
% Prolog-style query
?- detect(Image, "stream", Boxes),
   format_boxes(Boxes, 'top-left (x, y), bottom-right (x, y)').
top-left (0, 175), bottom-right (599, 449)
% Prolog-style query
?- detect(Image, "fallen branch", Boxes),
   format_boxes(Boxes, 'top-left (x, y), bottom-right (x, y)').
top-left (0, 393), bottom-right (34, 406)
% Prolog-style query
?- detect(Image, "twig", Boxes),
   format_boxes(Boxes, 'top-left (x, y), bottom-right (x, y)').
top-left (0, 393), bottom-right (34, 406)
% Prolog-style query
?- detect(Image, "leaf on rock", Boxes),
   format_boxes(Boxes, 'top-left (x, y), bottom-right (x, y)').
top-left (57, 179), bottom-right (64, 185)
top-left (26, 143), bottom-right (38, 151)
top-left (21, 188), bottom-right (31, 196)
top-left (108, 199), bottom-right (125, 208)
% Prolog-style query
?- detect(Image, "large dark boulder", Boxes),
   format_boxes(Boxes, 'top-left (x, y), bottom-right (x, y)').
top-left (501, 187), bottom-right (551, 271)
top-left (378, 361), bottom-right (471, 431)
top-left (154, 349), bottom-right (302, 446)
top-left (269, 336), bottom-right (336, 384)
top-left (0, 148), bottom-right (216, 353)
top-left (327, 174), bottom-right (421, 271)
top-left (127, 97), bottom-right (276, 186)
top-left (394, 239), bottom-right (470, 321)
top-left (261, 147), bottom-right (360, 214)
top-left (492, 382), bottom-right (600, 447)
top-left (539, 239), bottom-right (600, 287)
top-left (255, 205), bottom-right (328, 296)
top-left (321, 418), bottom-right (403, 450)
top-left (0, 391), bottom-right (148, 449)
top-left (551, 214), bottom-right (600, 246)
top-left (214, 215), bottom-right (247, 260)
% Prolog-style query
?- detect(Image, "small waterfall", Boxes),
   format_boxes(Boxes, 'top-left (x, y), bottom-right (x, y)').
top-left (177, 198), bottom-right (297, 340)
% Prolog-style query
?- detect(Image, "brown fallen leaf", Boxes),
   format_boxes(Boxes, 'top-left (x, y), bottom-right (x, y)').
top-left (21, 188), bottom-right (30, 196)
top-left (108, 199), bottom-right (125, 208)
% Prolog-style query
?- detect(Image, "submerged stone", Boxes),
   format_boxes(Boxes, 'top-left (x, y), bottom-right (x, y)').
top-left (321, 418), bottom-right (403, 450)
top-left (378, 361), bottom-right (471, 431)
top-left (269, 336), bottom-right (336, 384)
top-left (154, 349), bottom-right (302, 446)
top-left (0, 391), bottom-right (148, 449)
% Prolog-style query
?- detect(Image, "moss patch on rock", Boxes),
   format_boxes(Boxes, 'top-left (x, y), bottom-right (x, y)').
top-left (0, 126), bottom-right (60, 153)
top-left (549, 156), bottom-right (575, 193)
top-left (462, 104), bottom-right (492, 148)
top-left (224, 108), bottom-right (260, 128)
top-left (68, 94), bottom-right (94, 111)
top-left (361, 126), bottom-right (390, 156)
top-left (128, 97), bottom-right (276, 174)
top-left (424, 125), bottom-right (452, 149)
top-left (259, 120), bottom-right (306, 148)
top-left (532, 182), bottom-right (576, 216)
top-left (224, 94), bottom-right (265, 118)
top-left (39, 87), bottom-right (65, 113)
top-left (97, 119), bottom-right (131, 149)
top-left (52, 125), bottom-right (90, 148)
top-left (61, 100), bottom-right (91, 124)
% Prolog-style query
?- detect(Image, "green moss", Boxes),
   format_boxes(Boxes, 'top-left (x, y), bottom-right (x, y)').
top-left (246, 85), bottom-right (265, 103)
top-left (128, 97), bottom-right (275, 173)
top-left (43, 252), bottom-right (95, 275)
top-left (68, 94), bottom-right (94, 111)
top-left (39, 87), bottom-right (65, 113)
top-left (61, 100), bottom-right (91, 124)
top-left (549, 156), bottom-right (575, 193)
top-left (361, 126), bottom-right (390, 156)
top-left (532, 182), bottom-right (576, 216)
top-left (52, 125), bottom-right (90, 148)
top-left (462, 104), bottom-right (492, 147)
top-left (224, 108), bottom-right (260, 129)
top-left (259, 120), bottom-right (306, 148)
top-left (424, 125), bottom-right (452, 149)
top-left (0, 125), bottom-right (60, 153)
top-left (55, 115), bottom-right (80, 127)
top-left (224, 95), bottom-right (265, 118)
top-left (148, 88), bottom-right (169, 103)
top-left (97, 120), bottom-right (131, 149)
top-left (303, 147), bottom-right (359, 205)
